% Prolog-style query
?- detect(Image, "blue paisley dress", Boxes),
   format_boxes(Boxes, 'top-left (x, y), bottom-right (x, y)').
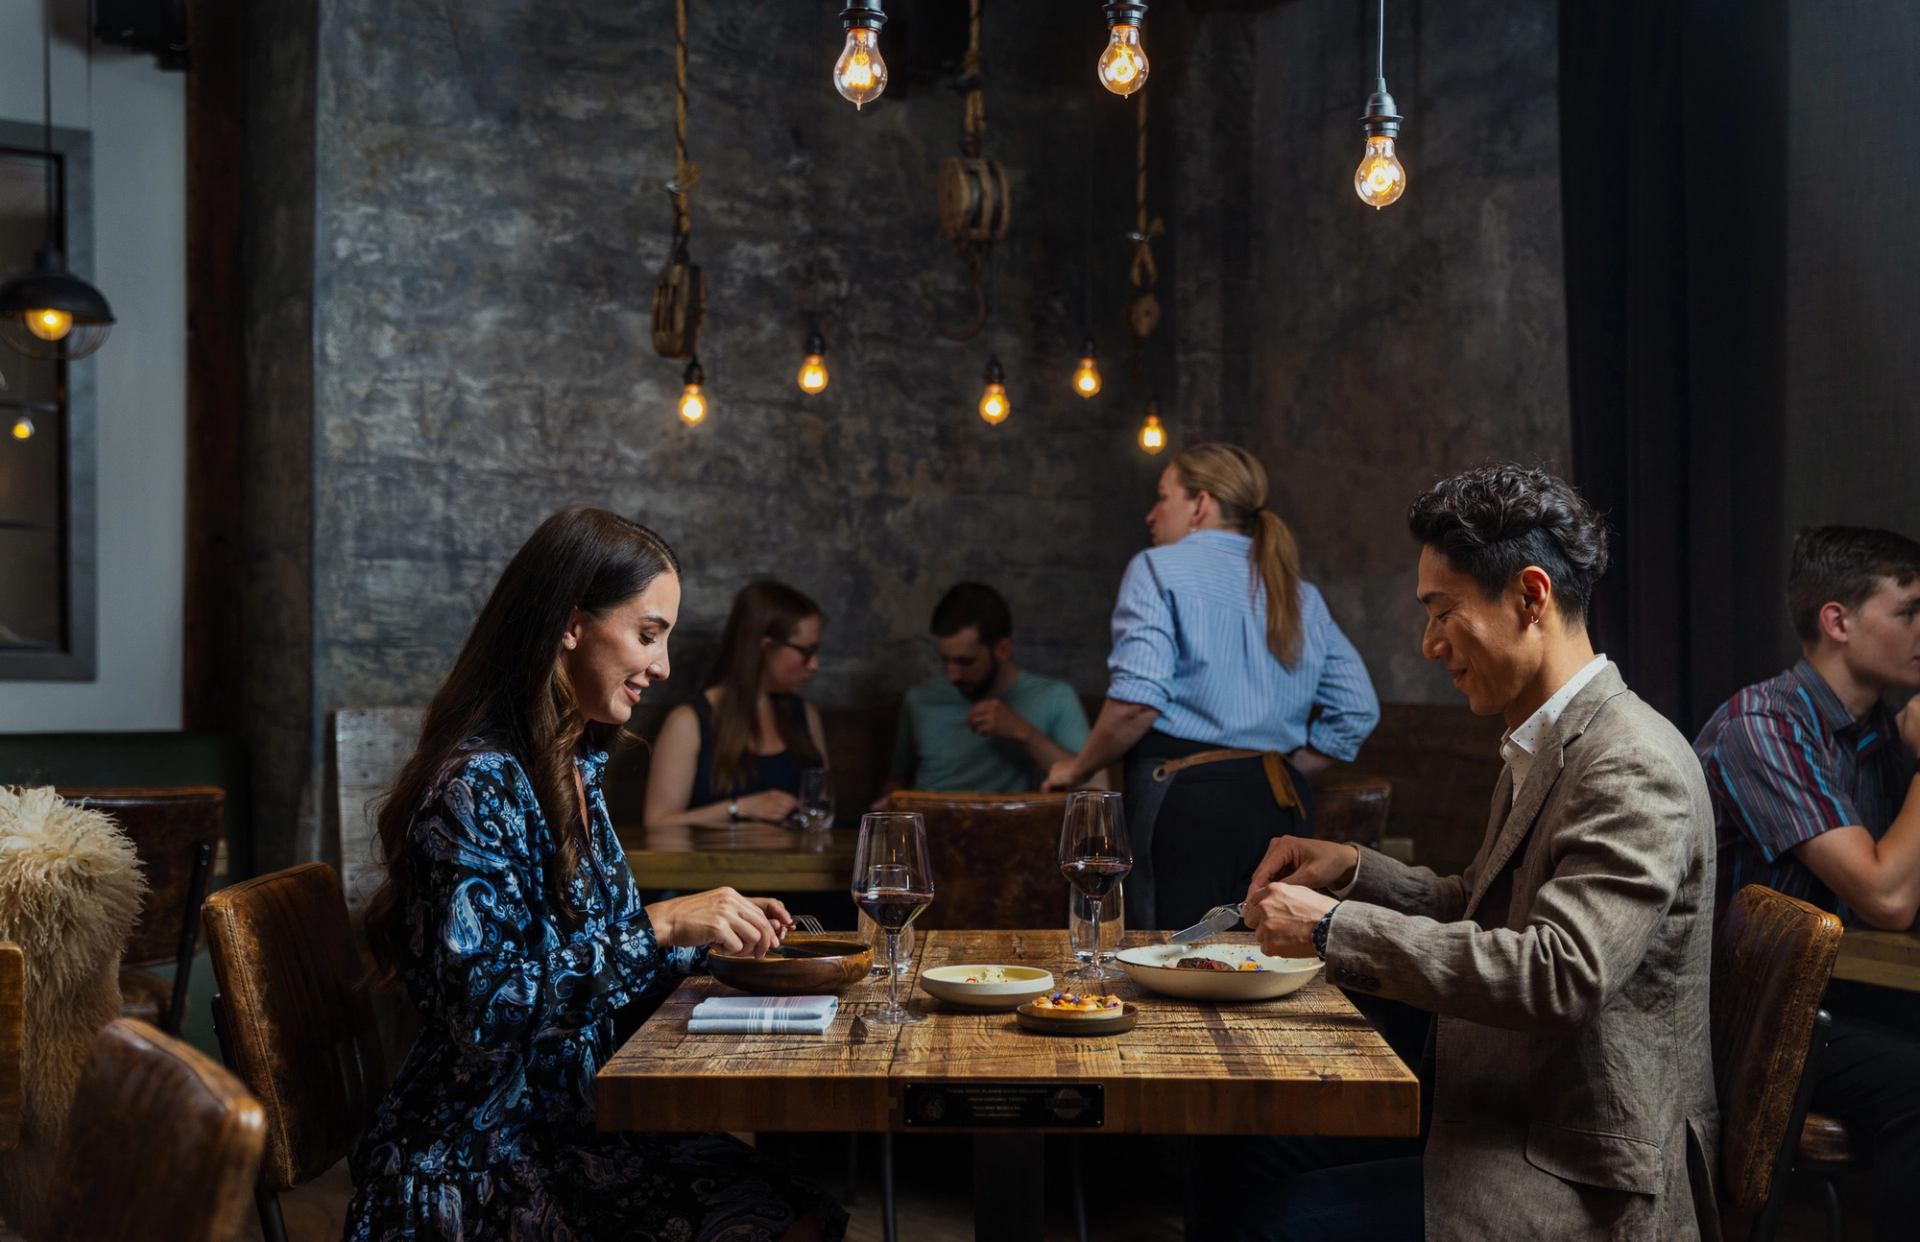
top-left (345, 745), bottom-right (847, 1241)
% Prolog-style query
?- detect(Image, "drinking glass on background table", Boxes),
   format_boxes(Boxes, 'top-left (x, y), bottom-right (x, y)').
top-left (1070, 882), bottom-right (1124, 968)
top-left (1059, 789), bottom-right (1131, 984)
top-left (851, 811), bottom-right (934, 1025)
top-left (797, 766), bottom-right (835, 833)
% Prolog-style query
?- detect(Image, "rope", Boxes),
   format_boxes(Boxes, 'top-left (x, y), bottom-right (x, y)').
top-left (961, 0), bottom-right (985, 158)
top-left (1129, 87), bottom-right (1164, 290)
top-left (668, 0), bottom-right (700, 255)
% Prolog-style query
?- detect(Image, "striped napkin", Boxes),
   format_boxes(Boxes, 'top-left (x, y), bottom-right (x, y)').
top-left (688, 994), bottom-right (840, 1034)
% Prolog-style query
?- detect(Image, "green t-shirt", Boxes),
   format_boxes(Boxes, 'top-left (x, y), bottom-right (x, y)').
top-left (892, 671), bottom-right (1092, 793)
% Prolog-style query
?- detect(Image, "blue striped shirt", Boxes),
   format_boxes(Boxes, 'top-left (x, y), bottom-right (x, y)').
top-left (1106, 529), bottom-right (1381, 759)
top-left (1695, 659), bottom-right (1917, 920)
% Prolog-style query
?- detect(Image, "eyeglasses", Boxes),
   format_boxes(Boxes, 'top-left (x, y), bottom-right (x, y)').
top-left (773, 640), bottom-right (821, 662)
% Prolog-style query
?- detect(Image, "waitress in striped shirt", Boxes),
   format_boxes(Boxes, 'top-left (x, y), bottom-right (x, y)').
top-left (1044, 443), bottom-right (1380, 930)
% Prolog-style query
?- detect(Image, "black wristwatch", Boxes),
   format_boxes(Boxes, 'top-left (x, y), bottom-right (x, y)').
top-left (1312, 902), bottom-right (1341, 960)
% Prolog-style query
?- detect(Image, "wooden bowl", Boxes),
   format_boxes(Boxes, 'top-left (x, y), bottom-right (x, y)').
top-left (707, 935), bottom-right (872, 996)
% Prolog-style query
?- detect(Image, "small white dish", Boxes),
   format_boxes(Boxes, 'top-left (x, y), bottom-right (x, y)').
top-left (1116, 944), bottom-right (1322, 1001)
top-left (918, 964), bottom-right (1055, 1011)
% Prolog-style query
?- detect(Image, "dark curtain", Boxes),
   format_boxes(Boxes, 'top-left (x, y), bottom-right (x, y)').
top-left (1557, 0), bottom-right (1789, 733)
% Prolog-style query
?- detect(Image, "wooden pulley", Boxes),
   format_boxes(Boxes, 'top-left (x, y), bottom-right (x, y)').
top-left (650, 261), bottom-right (704, 359)
top-left (1126, 289), bottom-right (1162, 341)
top-left (937, 157), bottom-right (1011, 243)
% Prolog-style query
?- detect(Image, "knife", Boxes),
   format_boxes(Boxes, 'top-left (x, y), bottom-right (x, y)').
top-left (1169, 902), bottom-right (1245, 945)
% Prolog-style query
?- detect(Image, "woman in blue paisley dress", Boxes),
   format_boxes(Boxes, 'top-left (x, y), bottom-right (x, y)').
top-left (348, 507), bottom-right (846, 1241)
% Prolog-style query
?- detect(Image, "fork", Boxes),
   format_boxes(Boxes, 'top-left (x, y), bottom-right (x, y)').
top-left (793, 914), bottom-right (827, 934)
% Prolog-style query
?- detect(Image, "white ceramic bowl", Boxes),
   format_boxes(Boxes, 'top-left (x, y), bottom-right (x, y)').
top-left (918, 964), bottom-right (1055, 1011)
top-left (1116, 944), bottom-right (1322, 1001)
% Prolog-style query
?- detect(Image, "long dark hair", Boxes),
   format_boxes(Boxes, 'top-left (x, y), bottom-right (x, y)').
top-left (1172, 442), bottom-right (1305, 666)
top-left (363, 507), bottom-right (680, 979)
top-left (703, 580), bottom-right (823, 793)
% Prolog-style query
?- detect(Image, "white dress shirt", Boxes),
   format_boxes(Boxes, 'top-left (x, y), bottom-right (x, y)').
top-left (1500, 654), bottom-right (1610, 805)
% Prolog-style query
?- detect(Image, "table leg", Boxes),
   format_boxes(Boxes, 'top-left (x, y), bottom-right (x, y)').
top-left (973, 1134), bottom-right (1046, 1242)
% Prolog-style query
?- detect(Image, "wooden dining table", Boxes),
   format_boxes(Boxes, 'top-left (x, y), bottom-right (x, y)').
top-left (617, 821), bottom-right (854, 893)
top-left (598, 929), bottom-right (1420, 1240)
top-left (1832, 925), bottom-right (1920, 993)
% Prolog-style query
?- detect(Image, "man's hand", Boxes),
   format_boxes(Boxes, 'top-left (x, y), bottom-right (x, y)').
top-left (648, 887), bottom-right (788, 957)
top-left (1041, 757), bottom-right (1087, 792)
top-left (1898, 697), bottom-right (1920, 757)
top-left (966, 699), bottom-right (1033, 742)
top-left (1243, 882), bottom-right (1337, 957)
top-left (1246, 835), bottom-right (1360, 899)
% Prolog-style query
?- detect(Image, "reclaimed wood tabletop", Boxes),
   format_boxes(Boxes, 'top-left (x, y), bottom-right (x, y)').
top-left (598, 929), bottom-right (1419, 1138)
top-left (617, 821), bottom-right (855, 894)
top-left (1833, 925), bottom-right (1920, 993)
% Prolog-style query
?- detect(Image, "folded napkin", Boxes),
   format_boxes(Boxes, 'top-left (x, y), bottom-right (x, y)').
top-left (688, 994), bottom-right (840, 1034)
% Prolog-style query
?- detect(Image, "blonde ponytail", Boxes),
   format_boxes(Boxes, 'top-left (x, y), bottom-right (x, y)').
top-left (1171, 442), bottom-right (1303, 667)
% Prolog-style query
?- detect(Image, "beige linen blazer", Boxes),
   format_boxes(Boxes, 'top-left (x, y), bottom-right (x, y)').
top-left (1326, 663), bottom-right (1721, 1241)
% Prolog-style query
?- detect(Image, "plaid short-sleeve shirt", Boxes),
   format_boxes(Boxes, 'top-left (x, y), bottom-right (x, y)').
top-left (1694, 659), bottom-right (1917, 920)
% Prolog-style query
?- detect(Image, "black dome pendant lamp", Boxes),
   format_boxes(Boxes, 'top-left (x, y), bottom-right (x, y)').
top-left (0, 11), bottom-right (114, 361)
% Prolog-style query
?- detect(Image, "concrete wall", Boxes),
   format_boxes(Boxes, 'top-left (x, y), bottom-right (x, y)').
top-left (0, 0), bottom-right (185, 731)
top-left (1171, 0), bottom-right (1573, 706)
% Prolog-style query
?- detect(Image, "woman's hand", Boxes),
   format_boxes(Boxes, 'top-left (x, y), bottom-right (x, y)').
top-left (736, 789), bottom-right (800, 823)
top-left (1245, 835), bottom-right (1359, 897)
top-left (1041, 758), bottom-right (1087, 792)
top-left (648, 887), bottom-right (789, 956)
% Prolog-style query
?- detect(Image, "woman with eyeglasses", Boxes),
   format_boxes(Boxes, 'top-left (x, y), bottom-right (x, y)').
top-left (645, 580), bottom-right (831, 828)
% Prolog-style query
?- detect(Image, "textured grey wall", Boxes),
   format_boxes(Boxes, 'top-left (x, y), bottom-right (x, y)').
top-left (1170, 0), bottom-right (1571, 705)
top-left (257, 0), bottom-right (1179, 864)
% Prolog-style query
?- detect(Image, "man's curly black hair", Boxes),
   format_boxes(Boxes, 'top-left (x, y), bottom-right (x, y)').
top-left (1407, 464), bottom-right (1611, 624)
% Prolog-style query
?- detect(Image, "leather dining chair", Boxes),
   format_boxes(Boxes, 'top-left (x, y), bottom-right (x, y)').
top-left (1710, 883), bottom-right (1845, 1241)
top-left (1308, 774), bottom-right (1392, 852)
top-left (203, 862), bottom-right (388, 1242)
top-left (41, 1017), bottom-right (264, 1242)
top-left (885, 790), bottom-right (1072, 930)
top-left (57, 785), bottom-right (226, 1034)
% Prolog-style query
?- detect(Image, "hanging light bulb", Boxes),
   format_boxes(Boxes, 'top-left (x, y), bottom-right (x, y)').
top-left (10, 415), bottom-right (33, 441)
top-left (1098, 4), bottom-right (1150, 97)
top-left (834, 1), bottom-right (889, 109)
top-left (1071, 338), bottom-right (1102, 398)
top-left (1354, 1), bottom-right (1407, 210)
top-left (1138, 400), bottom-right (1166, 454)
top-left (978, 354), bottom-right (1009, 425)
top-left (796, 331), bottom-right (829, 395)
top-left (677, 357), bottom-right (708, 425)
top-left (26, 307), bottom-right (71, 342)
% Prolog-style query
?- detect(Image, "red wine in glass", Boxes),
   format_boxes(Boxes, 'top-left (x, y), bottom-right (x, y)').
top-left (851, 813), bottom-right (934, 1025)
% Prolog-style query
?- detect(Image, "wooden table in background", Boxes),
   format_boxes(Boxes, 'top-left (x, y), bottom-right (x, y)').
top-left (617, 822), bottom-right (854, 893)
top-left (1833, 926), bottom-right (1920, 993)
top-left (598, 930), bottom-right (1419, 1240)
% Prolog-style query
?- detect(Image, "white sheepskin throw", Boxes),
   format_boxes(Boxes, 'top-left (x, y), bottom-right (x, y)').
top-left (0, 786), bottom-right (146, 1238)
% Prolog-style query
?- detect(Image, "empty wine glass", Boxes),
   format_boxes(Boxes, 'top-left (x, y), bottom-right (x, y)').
top-left (797, 765), bottom-right (835, 833)
top-left (1059, 790), bottom-right (1131, 984)
top-left (851, 811), bottom-right (934, 1025)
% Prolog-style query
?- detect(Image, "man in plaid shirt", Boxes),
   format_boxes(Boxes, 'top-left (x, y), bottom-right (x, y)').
top-left (1695, 525), bottom-right (1920, 1231)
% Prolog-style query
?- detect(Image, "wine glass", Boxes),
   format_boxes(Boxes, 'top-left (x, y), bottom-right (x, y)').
top-left (851, 811), bottom-right (934, 1025)
top-left (797, 766), bottom-right (835, 833)
top-left (1059, 790), bottom-right (1131, 984)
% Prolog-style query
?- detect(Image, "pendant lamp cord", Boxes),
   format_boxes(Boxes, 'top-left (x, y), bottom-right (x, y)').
top-left (666, 0), bottom-right (700, 261)
top-left (1376, 0), bottom-right (1385, 80)
top-left (42, 4), bottom-right (56, 245)
top-left (1127, 89), bottom-right (1162, 291)
top-left (961, 0), bottom-right (985, 158)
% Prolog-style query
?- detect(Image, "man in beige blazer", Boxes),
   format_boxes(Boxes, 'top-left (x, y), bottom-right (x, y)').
top-left (1238, 465), bottom-right (1720, 1241)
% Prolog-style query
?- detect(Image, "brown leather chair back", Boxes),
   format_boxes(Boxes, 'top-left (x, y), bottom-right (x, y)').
top-left (57, 786), bottom-right (226, 965)
top-left (0, 941), bottom-right (19, 1154)
top-left (886, 791), bottom-right (1070, 929)
top-left (1710, 883), bottom-right (1844, 1212)
top-left (1310, 775), bottom-right (1392, 849)
top-left (203, 862), bottom-right (387, 1190)
top-left (43, 1018), bottom-right (264, 1242)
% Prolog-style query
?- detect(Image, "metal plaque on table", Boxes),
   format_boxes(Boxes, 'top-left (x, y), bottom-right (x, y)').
top-left (903, 1082), bottom-right (1105, 1129)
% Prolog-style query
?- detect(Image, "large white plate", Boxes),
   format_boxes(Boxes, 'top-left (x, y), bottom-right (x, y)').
top-left (918, 964), bottom-right (1055, 1011)
top-left (1116, 944), bottom-right (1322, 1001)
